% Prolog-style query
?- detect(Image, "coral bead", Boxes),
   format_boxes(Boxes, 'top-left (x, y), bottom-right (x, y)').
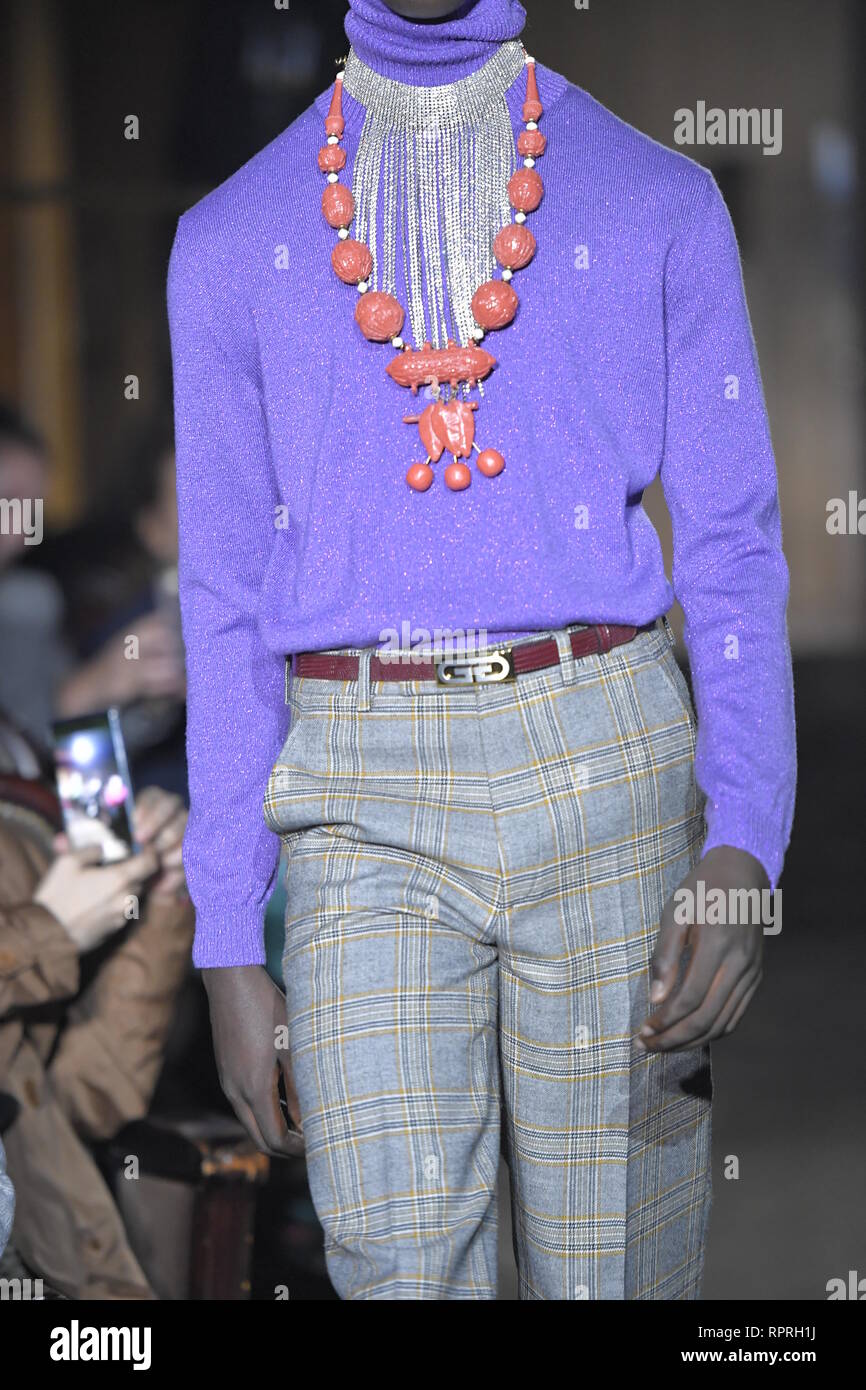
top-left (517, 129), bottom-right (547, 158)
top-left (331, 238), bottom-right (373, 285)
top-left (508, 168), bottom-right (544, 212)
top-left (318, 145), bottom-right (346, 173)
top-left (322, 182), bottom-right (354, 228)
top-left (325, 74), bottom-right (345, 139)
top-left (522, 60), bottom-right (543, 124)
top-left (476, 448), bottom-right (505, 478)
top-left (406, 462), bottom-right (434, 492)
top-left (493, 223), bottom-right (536, 271)
top-left (444, 461), bottom-right (472, 491)
top-left (355, 291), bottom-right (405, 342)
top-left (471, 279), bottom-right (519, 331)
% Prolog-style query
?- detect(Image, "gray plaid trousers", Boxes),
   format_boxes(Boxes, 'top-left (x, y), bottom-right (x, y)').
top-left (264, 619), bottom-right (712, 1300)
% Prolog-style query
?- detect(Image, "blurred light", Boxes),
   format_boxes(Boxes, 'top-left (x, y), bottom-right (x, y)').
top-left (69, 734), bottom-right (96, 766)
top-left (103, 774), bottom-right (128, 808)
top-left (241, 18), bottom-right (323, 94)
top-left (810, 121), bottom-right (857, 202)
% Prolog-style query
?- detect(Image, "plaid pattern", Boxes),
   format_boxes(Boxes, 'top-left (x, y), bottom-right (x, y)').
top-left (264, 618), bottom-right (712, 1300)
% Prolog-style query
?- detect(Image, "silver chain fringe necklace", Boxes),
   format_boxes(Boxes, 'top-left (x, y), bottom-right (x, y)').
top-left (318, 42), bottom-right (547, 493)
top-left (342, 40), bottom-right (525, 352)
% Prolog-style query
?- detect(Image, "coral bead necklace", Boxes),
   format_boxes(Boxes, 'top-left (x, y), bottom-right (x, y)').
top-left (319, 43), bottom-right (545, 493)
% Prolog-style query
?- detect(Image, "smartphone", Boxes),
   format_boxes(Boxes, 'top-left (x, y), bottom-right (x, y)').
top-left (51, 708), bottom-right (136, 863)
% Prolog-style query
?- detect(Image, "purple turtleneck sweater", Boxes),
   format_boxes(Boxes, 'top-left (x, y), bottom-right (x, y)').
top-left (168, 0), bottom-right (796, 969)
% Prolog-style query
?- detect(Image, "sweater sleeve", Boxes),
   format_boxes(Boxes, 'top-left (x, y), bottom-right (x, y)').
top-left (168, 214), bottom-right (288, 967)
top-left (660, 171), bottom-right (796, 890)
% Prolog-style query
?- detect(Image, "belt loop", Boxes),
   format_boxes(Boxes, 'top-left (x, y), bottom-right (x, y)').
top-left (661, 614), bottom-right (677, 648)
top-left (555, 627), bottom-right (576, 685)
top-left (357, 647), bottom-right (372, 712)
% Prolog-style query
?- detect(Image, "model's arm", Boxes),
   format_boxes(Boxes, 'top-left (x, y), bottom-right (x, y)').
top-left (641, 172), bottom-right (796, 1052)
top-left (168, 216), bottom-right (302, 1153)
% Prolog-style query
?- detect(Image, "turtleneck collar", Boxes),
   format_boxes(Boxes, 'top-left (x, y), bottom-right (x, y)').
top-left (344, 0), bottom-right (527, 87)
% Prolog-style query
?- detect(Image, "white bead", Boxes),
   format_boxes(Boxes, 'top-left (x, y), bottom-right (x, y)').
top-left (357, 280), bottom-right (369, 293)
top-left (337, 227), bottom-right (349, 239)
top-left (391, 336), bottom-right (404, 349)
top-left (524, 157), bottom-right (535, 168)
top-left (471, 326), bottom-right (485, 341)
top-left (327, 134), bottom-right (339, 145)
top-left (502, 268), bottom-right (513, 282)
top-left (515, 211), bottom-right (527, 224)
top-left (526, 120), bottom-right (538, 131)
top-left (327, 172), bottom-right (339, 183)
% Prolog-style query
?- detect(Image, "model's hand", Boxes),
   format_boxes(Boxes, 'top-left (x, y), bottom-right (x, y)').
top-left (638, 845), bottom-right (768, 1052)
top-left (34, 842), bottom-right (160, 953)
top-left (202, 965), bottom-right (304, 1158)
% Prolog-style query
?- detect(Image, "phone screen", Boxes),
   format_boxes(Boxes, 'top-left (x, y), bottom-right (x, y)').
top-left (51, 708), bottom-right (136, 862)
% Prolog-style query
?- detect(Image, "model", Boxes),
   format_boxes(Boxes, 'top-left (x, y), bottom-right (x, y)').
top-left (168, 0), bottom-right (796, 1300)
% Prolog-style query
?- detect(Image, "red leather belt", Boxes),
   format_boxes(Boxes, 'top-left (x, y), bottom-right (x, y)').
top-left (292, 621), bottom-right (657, 685)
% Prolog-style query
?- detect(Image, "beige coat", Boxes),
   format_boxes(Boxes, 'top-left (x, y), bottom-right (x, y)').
top-left (0, 792), bottom-right (194, 1298)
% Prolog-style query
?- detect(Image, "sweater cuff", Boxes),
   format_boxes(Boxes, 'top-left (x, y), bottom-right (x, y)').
top-left (191, 902), bottom-right (268, 970)
top-left (701, 800), bottom-right (788, 891)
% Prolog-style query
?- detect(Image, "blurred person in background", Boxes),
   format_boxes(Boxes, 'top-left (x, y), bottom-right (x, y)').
top-left (0, 705), bottom-right (193, 1298)
top-left (42, 414), bottom-right (188, 797)
top-left (0, 404), bottom-right (62, 749)
top-left (0, 404), bottom-right (187, 795)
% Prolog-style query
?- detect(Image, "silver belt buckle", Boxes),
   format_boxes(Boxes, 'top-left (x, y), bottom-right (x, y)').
top-left (435, 649), bottom-right (515, 685)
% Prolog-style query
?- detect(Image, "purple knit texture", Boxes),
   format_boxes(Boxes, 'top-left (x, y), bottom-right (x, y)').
top-left (344, 0), bottom-right (527, 84)
top-left (168, 2), bottom-right (797, 967)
